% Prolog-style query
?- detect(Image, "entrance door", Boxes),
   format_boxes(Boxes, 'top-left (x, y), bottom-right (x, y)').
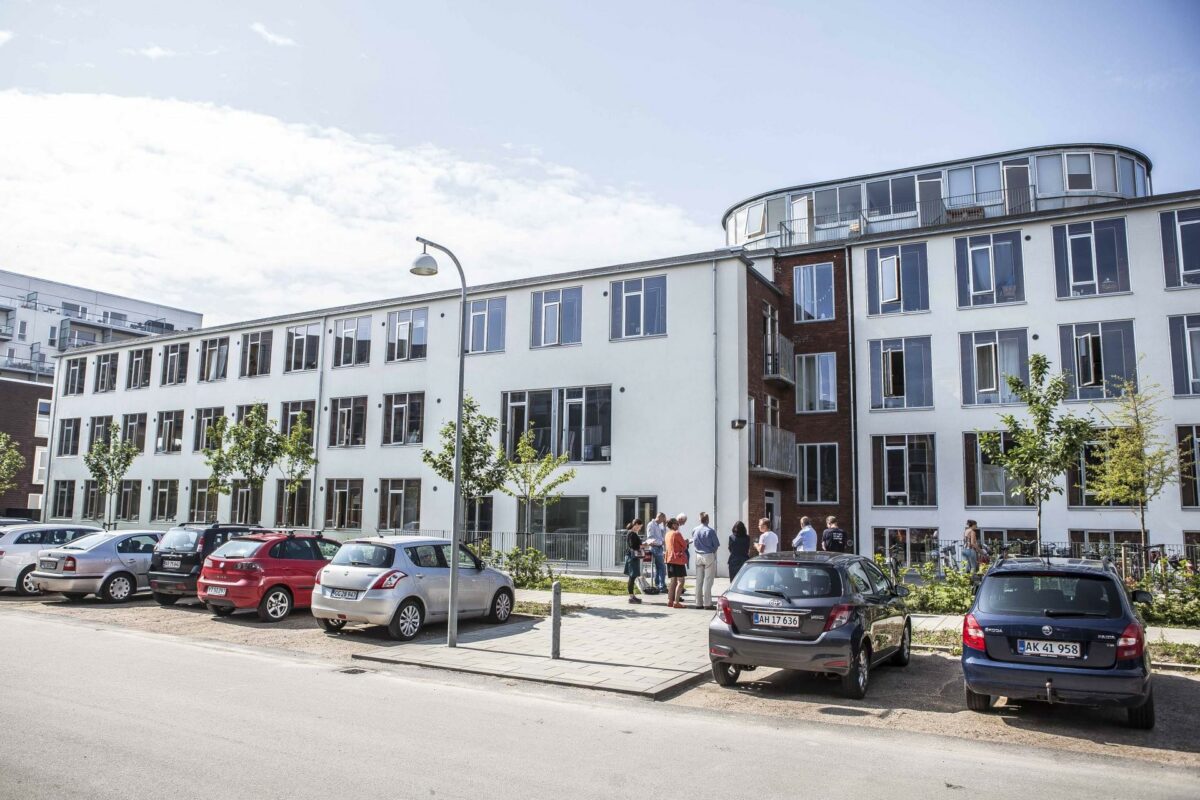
top-left (764, 490), bottom-right (781, 533)
top-left (789, 196), bottom-right (810, 245)
top-left (917, 173), bottom-right (944, 226)
top-left (1004, 162), bottom-right (1032, 214)
top-left (617, 496), bottom-right (657, 528)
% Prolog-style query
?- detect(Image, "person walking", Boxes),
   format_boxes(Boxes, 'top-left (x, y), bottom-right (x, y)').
top-left (727, 521), bottom-right (751, 578)
top-left (622, 518), bottom-right (644, 604)
top-left (792, 516), bottom-right (817, 552)
top-left (691, 512), bottom-right (719, 610)
top-left (675, 512), bottom-right (691, 599)
top-left (821, 516), bottom-right (847, 553)
top-left (665, 518), bottom-right (688, 608)
top-left (962, 519), bottom-right (980, 574)
top-left (755, 517), bottom-right (779, 555)
top-left (644, 512), bottom-right (667, 593)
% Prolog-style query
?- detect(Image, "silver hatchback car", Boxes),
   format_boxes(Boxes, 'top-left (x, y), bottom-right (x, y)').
top-left (32, 530), bottom-right (162, 602)
top-left (0, 523), bottom-right (102, 595)
top-left (311, 536), bottom-right (515, 640)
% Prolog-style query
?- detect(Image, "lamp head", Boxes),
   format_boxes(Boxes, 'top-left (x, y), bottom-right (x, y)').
top-left (410, 252), bottom-right (439, 277)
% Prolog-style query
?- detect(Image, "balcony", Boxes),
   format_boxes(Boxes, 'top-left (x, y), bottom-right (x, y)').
top-left (748, 423), bottom-right (797, 478)
top-left (763, 334), bottom-right (795, 386)
top-left (1, 354), bottom-right (54, 377)
top-left (0, 323), bottom-right (11, 340)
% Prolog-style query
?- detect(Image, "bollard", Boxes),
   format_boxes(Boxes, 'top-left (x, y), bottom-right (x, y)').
top-left (550, 580), bottom-right (561, 660)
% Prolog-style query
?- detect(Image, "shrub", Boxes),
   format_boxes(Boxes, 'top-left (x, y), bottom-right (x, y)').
top-left (495, 547), bottom-right (556, 589)
top-left (901, 562), bottom-right (976, 615)
top-left (1131, 570), bottom-right (1200, 627)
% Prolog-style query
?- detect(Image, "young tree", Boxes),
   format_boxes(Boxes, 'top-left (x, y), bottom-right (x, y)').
top-left (422, 395), bottom-right (507, 533)
top-left (276, 412), bottom-right (317, 527)
top-left (83, 422), bottom-right (138, 528)
top-left (978, 354), bottom-right (1094, 551)
top-left (499, 427), bottom-right (577, 537)
top-left (0, 432), bottom-right (26, 499)
top-left (203, 406), bottom-right (282, 521)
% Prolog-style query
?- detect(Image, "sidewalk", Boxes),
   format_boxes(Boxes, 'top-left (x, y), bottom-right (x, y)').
top-left (913, 613), bottom-right (1200, 645)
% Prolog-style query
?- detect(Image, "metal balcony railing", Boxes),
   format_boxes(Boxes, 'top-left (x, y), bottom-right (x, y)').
top-left (748, 423), bottom-right (797, 477)
top-left (0, 323), bottom-right (12, 339)
top-left (1, 355), bottom-right (54, 375)
top-left (763, 334), bottom-right (795, 385)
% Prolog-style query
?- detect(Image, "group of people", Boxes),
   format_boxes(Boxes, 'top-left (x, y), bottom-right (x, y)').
top-left (622, 512), bottom-right (849, 607)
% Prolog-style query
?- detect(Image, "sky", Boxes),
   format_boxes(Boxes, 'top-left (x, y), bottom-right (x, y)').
top-left (0, 0), bottom-right (1197, 324)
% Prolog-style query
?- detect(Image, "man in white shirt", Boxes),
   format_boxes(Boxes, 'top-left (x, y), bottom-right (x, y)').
top-left (792, 516), bottom-right (818, 552)
top-left (644, 512), bottom-right (667, 593)
top-left (755, 517), bottom-right (779, 555)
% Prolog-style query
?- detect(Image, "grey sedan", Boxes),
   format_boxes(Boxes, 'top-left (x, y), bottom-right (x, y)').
top-left (32, 530), bottom-right (162, 602)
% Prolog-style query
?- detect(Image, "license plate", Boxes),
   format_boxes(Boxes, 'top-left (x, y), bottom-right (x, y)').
top-left (39, 559), bottom-right (56, 570)
top-left (163, 559), bottom-right (181, 569)
top-left (752, 612), bottom-right (800, 628)
top-left (1018, 639), bottom-right (1081, 658)
top-left (329, 589), bottom-right (358, 600)
top-left (206, 586), bottom-right (227, 596)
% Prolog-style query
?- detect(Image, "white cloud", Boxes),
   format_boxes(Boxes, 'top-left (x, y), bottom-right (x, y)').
top-left (250, 22), bottom-right (297, 47)
top-left (120, 45), bottom-right (176, 60)
top-left (0, 31), bottom-right (13, 47)
top-left (0, 91), bottom-right (712, 325)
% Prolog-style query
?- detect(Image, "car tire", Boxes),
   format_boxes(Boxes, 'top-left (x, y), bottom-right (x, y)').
top-left (100, 573), bottom-right (136, 604)
top-left (711, 661), bottom-right (741, 687)
top-left (318, 617), bottom-right (347, 633)
top-left (62, 592), bottom-right (88, 602)
top-left (842, 642), bottom-right (871, 699)
top-left (1126, 689), bottom-right (1155, 730)
top-left (387, 599), bottom-right (423, 641)
top-left (209, 604), bottom-right (236, 617)
top-left (152, 592), bottom-right (180, 606)
top-left (891, 622), bottom-right (912, 667)
top-left (256, 586), bottom-right (293, 622)
top-left (16, 566), bottom-right (41, 597)
top-left (965, 685), bottom-right (992, 712)
top-left (487, 588), bottom-right (514, 623)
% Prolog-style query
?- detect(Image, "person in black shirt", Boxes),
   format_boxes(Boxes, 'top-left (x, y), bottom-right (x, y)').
top-left (623, 518), bottom-right (645, 604)
top-left (821, 515), bottom-right (847, 553)
top-left (727, 520), bottom-right (751, 578)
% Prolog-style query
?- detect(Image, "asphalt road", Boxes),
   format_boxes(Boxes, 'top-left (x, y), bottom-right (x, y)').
top-left (0, 613), bottom-right (1196, 800)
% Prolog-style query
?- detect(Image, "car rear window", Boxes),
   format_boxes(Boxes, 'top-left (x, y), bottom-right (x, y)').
top-left (977, 573), bottom-right (1123, 618)
top-left (62, 533), bottom-right (110, 551)
top-left (731, 563), bottom-right (841, 599)
top-left (332, 543), bottom-right (395, 568)
top-left (210, 539), bottom-right (265, 559)
top-left (159, 529), bottom-right (201, 551)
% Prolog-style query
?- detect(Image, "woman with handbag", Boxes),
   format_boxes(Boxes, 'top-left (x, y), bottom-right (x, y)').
top-left (623, 518), bottom-right (644, 604)
top-left (665, 518), bottom-right (688, 608)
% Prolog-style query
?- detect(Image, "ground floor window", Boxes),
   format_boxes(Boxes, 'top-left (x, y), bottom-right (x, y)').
top-left (325, 479), bottom-right (363, 529)
top-left (616, 496), bottom-right (657, 531)
top-left (517, 496), bottom-right (590, 562)
top-left (82, 480), bottom-right (103, 520)
top-left (189, 480), bottom-right (219, 523)
top-left (872, 527), bottom-right (938, 566)
top-left (378, 479), bottom-right (420, 531)
top-left (978, 529), bottom-right (1037, 555)
top-left (117, 480), bottom-right (142, 521)
top-left (1067, 529), bottom-right (1141, 557)
top-left (52, 480), bottom-right (75, 519)
top-left (275, 479), bottom-right (311, 527)
top-left (466, 497), bottom-right (493, 536)
top-left (230, 480), bottom-right (262, 526)
top-left (1186, 532), bottom-right (1200, 565)
top-left (150, 480), bottom-right (179, 523)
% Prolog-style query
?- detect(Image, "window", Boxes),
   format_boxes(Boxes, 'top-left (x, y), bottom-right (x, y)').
top-left (82, 480), bottom-right (102, 519)
top-left (57, 418), bottom-right (80, 456)
top-left (121, 413), bottom-right (147, 452)
top-left (793, 262), bottom-right (834, 322)
top-left (88, 415), bottom-right (113, 451)
top-left (866, 244), bottom-right (928, 315)
top-left (386, 308), bottom-right (428, 362)
top-left (610, 276), bottom-right (666, 340)
top-left (501, 386), bottom-right (612, 463)
top-left (955, 231), bottom-right (1024, 306)
top-left (1161, 208), bottom-right (1200, 289)
top-left (466, 497), bottom-right (494, 535)
top-left (161, 343), bottom-right (189, 386)
top-left (235, 403), bottom-right (266, 424)
top-left (1094, 153), bottom-right (1117, 192)
top-left (36, 400), bottom-right (52, 438)
top-left (150, 480), bottom-right (179, 522)
top-left (16, 320), bottom-right (27, 341)
top-left (282, 323), bottom-right (320, 372)
top-left (532, 287), bottom-right (582, 348)
top-left (871, 527), bottom-right (938, 567)
top-left (1059, 321), bottom-right (1137, 400)
top-left (328, 396), bottom-right (367, 447)
top-left (517, 496), bottom-right (590, 536)
top-left (190, 479), bottom-right (219, 523)
top-left (52, 481), bottom-right (75, 518)
top-left (63, 357), bottom-right (86, 395)
top-left (230, 480), bottom-right (262, 525)
top-left (1169, 315), bottom-right (1200, 396)
top-left (32, 446), bottom-right (48, 484)
top-left (194, 407), bottom-right (224, 452)
top-left (1065, 153), bottom-right (1093, 191)
top-left (379, 479), bottom-right (421, 531)
top-left (325, 479), bottom-right (363, 529)
top-left (870, 337), bottom-right (932, 409)
top-left (116, 480), bottom-right (141, 521)
top-left (275, 479), bottom-right (311, 527)
top-left (199, 337), bottom-right (229, 381)
top-left (155, 410), bottom-right (184, 454)
top-left (94, 353), bottom-right (118, 393)
top-left (796, 353), bottom-right (836, 413)
top-left (963, 432), bottom-right (1028, 506)
top-left (127, 347), bottom-right (151, 389)
top-left (465, 298), bottom-right (506, 353)
top-left (1068, 437), bottom-right (1131, 507)
top-left (959, 330), bottom-right (1028, 406)
top-left (797, 443), bottom-right (838, 503)
top-left (1179, 426), bottom-right (1200, 508)
top-left (864, 176), bottom-right (916, 216)
top-left (240, 330), bottom-right (273, 377)
top-left (872, 434), bottom-right (937, 507)
top-left (382, 392), bottom-right (424, 445)
top-left (744, 202), bottom-right (766, 238)
top-left (334, 315), bottom-right (371, 367)
top-left (281, 400), bottom-right (317, 443)
top-left (1052, 218), bottom-right (1130, 297)
top-left (47, 325), bottom-right (56, 346)
top-left (813, 185), bottom-right (861, 223)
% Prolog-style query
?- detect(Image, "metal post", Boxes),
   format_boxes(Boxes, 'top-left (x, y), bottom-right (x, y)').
top-left (551, 580), bottom-right (561, 659)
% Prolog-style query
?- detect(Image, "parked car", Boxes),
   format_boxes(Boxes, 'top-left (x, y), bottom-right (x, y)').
top-left (149, 522), bottom-right (260, 605)
top-left (0, 524), bottom-right (103, 595)
top-left (0, 517), bottom-right (35, 527)
top-left (31, 530), bottom-right (163, 602)
top-left (962, 558), bottom-right (1155, 728)
top-left (708, 552), bottom-right (911, 698)
top-left (310, 536), bottom-right (515, 640)
top-left (197, 531), bottom-right (341, 622)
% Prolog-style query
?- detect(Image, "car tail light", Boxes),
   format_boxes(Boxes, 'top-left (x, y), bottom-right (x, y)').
top-left (371, 570), bottom-right (407, 590)
top-left (962, 613), bottom-right (986, 651)
top-left (233, 561), bottom-right (261, 572)
top-left (314, 569), bottom-right (322, 586)
top-left (0, 550), bottom-right (5, 558)
top-left (715, 596), bottom-right (735, 626)
top-left (823, 604), bottom-right (854, 632)
top-left (203, 558), bottom-right (214, 569)
top-left (63, 557), bottom-right (77, 573)
top-left (1117, 622), bottom-right (1144, 660)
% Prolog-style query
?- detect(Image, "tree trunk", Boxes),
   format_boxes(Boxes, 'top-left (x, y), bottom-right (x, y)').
top-left (1035, 501), bottom-right (1042, 555)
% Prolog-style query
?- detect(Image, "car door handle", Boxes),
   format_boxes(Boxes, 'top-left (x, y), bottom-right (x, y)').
top-left (414, 573), bottom-right (424, 579)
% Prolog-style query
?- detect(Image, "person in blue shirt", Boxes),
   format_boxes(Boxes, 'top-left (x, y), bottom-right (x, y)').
top-left (690, 512), bottom-right (720, 610)
top-left (792, 516), bottom-right (818, 552)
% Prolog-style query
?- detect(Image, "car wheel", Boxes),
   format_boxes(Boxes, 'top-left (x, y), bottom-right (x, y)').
top-left (965, 685), bottom-right (992, 712)
top-left (62, 592), bottom-right (88, 602)
top-left (319, 617), bottom-right (347, 633)
top-left (388, 599), bottom-right (423, 641)
top-left (891, 622), bottom-right (912, 667)
top-left (209, 604), bottom-right (236, 617)
top-left (1126, 689), bottom-right (1155, 730)
top-left (152, 592), bottom-right (180, 606)
top-left (256, 587), bottom-right (292, 622)
top-left (16, 566), bottom-right (41, 597)
top-left (711, 661), bottom-right (741, 687)
top-left (101, 573), bottom-right (135, 603)
top-left (842, 642), bottom-right (871, 699)
top-left (487, 588), bottom-right (514, 623)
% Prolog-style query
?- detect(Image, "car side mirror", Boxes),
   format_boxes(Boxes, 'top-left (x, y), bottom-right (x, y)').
top-left (1132, 589), bottom-right (1153, 606)
top-left (894, 585), bottom-right (910, 597)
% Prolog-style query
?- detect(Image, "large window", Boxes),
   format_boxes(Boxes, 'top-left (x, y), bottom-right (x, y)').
top-left (963, 432), bottom-right (1029, 507)
top-left (869, 336), bottom-right (932, 410)
top-left (386, 308), bottom-right (428, 362)
top-left (1168, 314), bottom-right (1200, 396)
top-left (872, 434), bottom-right (937, 507)
top-left (161, 343), bottom-right (189, 386)
top-left (194, 407), bottom-right (224, 452)
top-left (94, 353), bottom-right (118, 393)
top-left (793, 262), bottom-right (834, 322)
top-left (502, 386), bottom-right (612, 463)
top-left (334, 315), bottom-right (372, 367)
top-left (325, 479), bottom-right (363, 529)
top-left (82, 480), bottom-right (102, 520)
top-left (960, 329), bottom-right (1028, 405)
top-left (150, 480), bottom-right (179, 522)
top-left (230, 480), bottom-right (262, 525)
top-left (1160, 208), bottom-right (1200, 289)
top-left (52, 480), bottom-right (75, 519)
top-left (88, 415), bottom-right (113, 451)
top-left (1058, 320), bottom-right (1137, 400)
top-left (813, 185), bottom-right (861, 223)
top-left (873, 527), bottom-right (939, 567)
top-left (465, 298), bottom-right (506, 353)
top-left (155, 410), bottom-right (184, 454)
top-left (532, 287), bottom-right (582, 348)
top-left (199, 337), bottom-right (229, 382)
top-left (866, 244), bottom-right (928, 315)
top-left (240, 330), bottom-right (273, 377)
top-left (796, 353), bottom-right (836, 413)
top-left (382, 392), bottom-right (424, 446)
top-left (285, 323), bottom-right (321, 372)
top-left (1179, 426), bottom-right (1200, 509)
top-left (275, 479), bottom-right (311, 527)
top-left (127, 347), bottom-right (152, 389)
top-left (57, 418), bottom-right (80, 456)
top-left (1068, 437), bottom-right (1132, 508)
top-left (63, 357), bottom-right (86, 396)
top-left (797, 443), bottom-right (838, 503)
top-left (190, 479), bottom-right (219, 523)
top-left (517, 496), bottom-right (590, 534)
top-left (610, 276), bottom-right (666, 340)
top-left (116, 480), bottom-right (141, 521)
top-left (328, 396), bottom-right (367, 447)
top-left (121, 413), bottom-right (147, 452)
top-left (281, 400), bottom-right (316, 443)
top-left (865, 176), bottom-right (917, 216)
top-left (379, 479), bottom-right (421, 531)
top-left (1052, 219), bottom-right (1130, 298)
top-left (955, 231), bottom-right (1024, 307)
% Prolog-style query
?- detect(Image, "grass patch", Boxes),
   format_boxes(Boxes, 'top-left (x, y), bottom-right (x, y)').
top-left (530, 576), bottom-right (634, 596)
top-left (513, 600), bottom-right (585, 617)
top-left (913, 629), bottom-right (962, 655)
top-left (914, 629), bottom-right (1200, 665)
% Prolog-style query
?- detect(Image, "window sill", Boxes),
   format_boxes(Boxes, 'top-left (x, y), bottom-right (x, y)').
top-left (870, 505), bottom-right (938, 510)
top-left (796, 409), bottom-right (839, 415)
top-left (381, 442), bottom-right (423, 448)
top-left (1056, 290), bottom-right (1133, 301)
top-left (868, 405), bottom-right (935, 413)
top-left (283, 367), bottom-right (318, 375)
top-left (530, 341), bottom-right (583, 350)
top-left (1065, 397), bottom-right (1118, 404)
top-left (609, 333), bottom-right (668, 343)
top-left (797, 500), bottom-right (840, 505)
top-left (332, 362), bottom-right (371, 370)
top-left (1172, 394), bottom-right (1200, 400)
top-left (965, 504), bottom-right (1034, 509)
top-left (384, 357), bottom-right (428, 365)
top-left (465, 349), bottom-right (507, 356)
top-left (792, 317), bottom-right (837, 325)
top-left (961, 401), bottom-right (1026, 409)
top-left (154, 451), bottom-right (182, 456)
top-left (866, 309), bottom-right (931, 319)
top-left (328, 444), bottom-right (368, 449)
top-left (198, 378), bottom-right (228, 384)
top-left (957, 299), bottom-right (1027, 310)
top-left (239, 373), bottom-right (272, 380)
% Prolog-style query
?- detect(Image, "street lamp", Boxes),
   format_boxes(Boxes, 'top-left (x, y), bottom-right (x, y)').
top-left (410, 237), bottom-right (468, 648)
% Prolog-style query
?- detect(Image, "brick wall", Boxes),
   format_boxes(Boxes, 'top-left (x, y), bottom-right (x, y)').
top-left (0, 378), bottom-right (52, 516)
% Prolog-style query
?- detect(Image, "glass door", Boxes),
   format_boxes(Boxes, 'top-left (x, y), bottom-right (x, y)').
top-left (917, 173), bottom-right (944, 226)
top-left (789, 196), bottom-right (810, 245)
top-left (1004, 161), bottom-right (1033, 214)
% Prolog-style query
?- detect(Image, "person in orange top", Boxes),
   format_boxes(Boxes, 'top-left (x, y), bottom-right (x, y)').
top-left (664, 518), bottom-right (688, 608)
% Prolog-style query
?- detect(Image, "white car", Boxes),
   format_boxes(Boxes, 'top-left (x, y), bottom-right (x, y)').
top-left (0, 523), bottom-right (103, 595)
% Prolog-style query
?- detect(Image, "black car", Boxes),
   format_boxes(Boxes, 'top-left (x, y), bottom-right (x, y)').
top-left (708, 552), bottom-right (910, 698)
top-left (149, 523), bottom-right (259, 605)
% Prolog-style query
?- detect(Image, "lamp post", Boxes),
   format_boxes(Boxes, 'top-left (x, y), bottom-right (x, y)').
top-left (411, 236), bottom-right (468, 648)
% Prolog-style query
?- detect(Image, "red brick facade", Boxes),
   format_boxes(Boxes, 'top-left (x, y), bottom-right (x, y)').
top-left (0, 378), bottom-right (52, 516)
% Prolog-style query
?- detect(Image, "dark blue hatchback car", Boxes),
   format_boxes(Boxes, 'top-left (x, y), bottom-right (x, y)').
top-left (961, 558), bottom-right (1155, 729)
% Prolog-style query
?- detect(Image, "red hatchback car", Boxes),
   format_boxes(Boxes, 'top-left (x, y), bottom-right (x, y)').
top-left (197, 532), bottom-right (341, 622)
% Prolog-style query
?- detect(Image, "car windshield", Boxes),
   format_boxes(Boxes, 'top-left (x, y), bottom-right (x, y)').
top-left (210, 539), bottom-right (265, 559)
top-left (62, 533), bottom-right (111, 551)
top-left (977, 573), bottom-right (1123, 618)
top-left (158, 529), bottom-right (201, 551)
top-left (730, 563), bottom-right (841, 599)
top-left (331, 543), bottom-right (395, 568)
